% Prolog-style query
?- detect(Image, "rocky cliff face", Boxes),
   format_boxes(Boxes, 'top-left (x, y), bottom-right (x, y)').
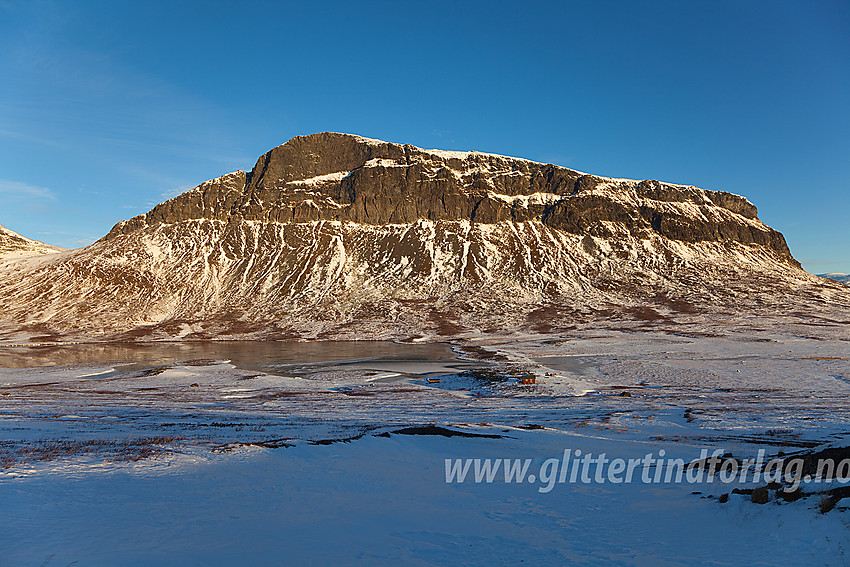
top-left (106, 133), bottom-right (794, 260)
top-left (0, 133), bottom-right (845, 343)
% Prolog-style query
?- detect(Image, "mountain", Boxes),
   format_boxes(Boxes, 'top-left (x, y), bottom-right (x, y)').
top-left (0, 224), bottom-right (62, 258)
top-left (0, 132), bottom-right (847, 343)
top-left (819, 273), bottom-right (850, 285)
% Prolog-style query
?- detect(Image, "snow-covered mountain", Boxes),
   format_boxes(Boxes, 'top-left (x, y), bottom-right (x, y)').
top-left (819, 273), bottom-right (850, 285)
top-left (1, 132), bottom-right (847, 342)
top-left (0, 224), bottom-right (62, 258)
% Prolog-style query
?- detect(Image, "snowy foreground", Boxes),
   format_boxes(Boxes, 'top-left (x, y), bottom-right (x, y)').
top-left (1, 331), bottom-right (850, 566)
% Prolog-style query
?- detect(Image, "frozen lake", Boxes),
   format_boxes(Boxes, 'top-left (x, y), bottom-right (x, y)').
top-left (0, 339), bottom-right (464, 372)
top-left (2, 331), bottom-right (849, 565)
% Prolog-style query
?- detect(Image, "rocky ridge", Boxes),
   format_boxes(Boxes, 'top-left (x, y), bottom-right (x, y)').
top-left (106, 133), bottom-right (793, 260)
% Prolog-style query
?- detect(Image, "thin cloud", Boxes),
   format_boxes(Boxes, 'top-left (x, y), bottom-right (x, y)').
top-left (161, 185), bottom-right (193, 200)
top-left (0, 127), bottom-right (69, 150)
top-left (0, 179), bottom-right (57, 200)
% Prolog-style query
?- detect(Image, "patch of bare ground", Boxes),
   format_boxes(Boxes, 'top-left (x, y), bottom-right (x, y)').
top-left (108, 325), bottom-right (159, 341)
top-left (650, 293), bottom-right (702, 315)
top-left (178, 359), bottom-right (222, 366)
top-left (17, 323), bottom-right (64, 343)
top-left (137, 367), bottom-right (169, 377)
top-left (250, 391), bottom-right (309, 400)
top-left (788, 312), bottom-right (850, 325)
top-left (662, 330), bottom-right (726, 338)
top-left (625, 306), bottom-right (668, 321)
top-left (0, 436), bottom-right (182, 468)
top-left (455, 344), bottom-right (510, 362)
top-left (428, 309), bottom-right (466, 336)
top-left (212, 438), bottom-right (295, 452)
top-left (523, 304), bottom-right (587, 334)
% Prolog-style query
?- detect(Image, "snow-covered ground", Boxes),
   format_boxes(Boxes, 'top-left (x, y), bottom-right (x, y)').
top-left (1, 332), bottom-right (849, 565)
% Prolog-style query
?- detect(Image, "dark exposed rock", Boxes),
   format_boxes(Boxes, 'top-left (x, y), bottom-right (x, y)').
top-left (103, 133), bottom-right (796, 264)
top-left (751, 486), bottom-right (770, 504)
top-left (388, 426), bottom-right (506, 438)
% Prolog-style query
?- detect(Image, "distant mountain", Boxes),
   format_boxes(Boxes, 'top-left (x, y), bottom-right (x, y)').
top-left (819, 273), bottom-right (850, 285)
top-left (0, 132), bottom-right (847, 343)
top-left (0, 224), bottom-right (62, 258)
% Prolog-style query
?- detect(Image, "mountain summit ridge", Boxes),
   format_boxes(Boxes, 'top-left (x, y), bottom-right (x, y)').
top-left (105, 133), bottom-right (794, 263)
top-left (0, 133), bottom-right (845, 342)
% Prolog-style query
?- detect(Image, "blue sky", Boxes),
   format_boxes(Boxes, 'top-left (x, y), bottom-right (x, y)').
top-left (1, 0), bottom-right (848, 273)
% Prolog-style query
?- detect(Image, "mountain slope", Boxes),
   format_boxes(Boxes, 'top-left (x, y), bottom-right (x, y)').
top-left (0, 133), bottom-right (847, 342)
top-left (0, 224), bottom-right (63, 258)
